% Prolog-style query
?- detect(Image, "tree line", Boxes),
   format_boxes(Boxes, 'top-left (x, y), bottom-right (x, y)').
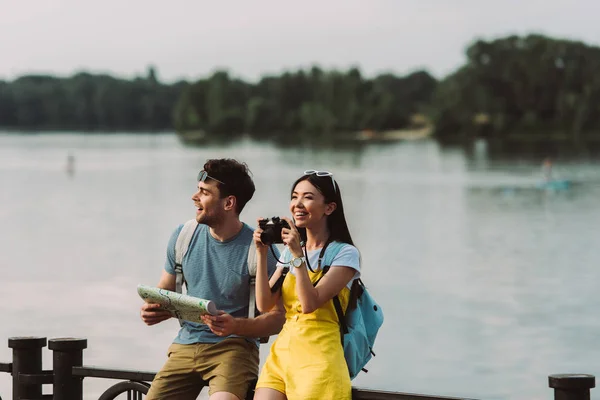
top-left (0, 65), bottom-right (436, 141)
top-left (431, 34), bottom-right (600, 146)
top-left (0, 67), bottom-right (185, 131)
top-left (1, 34), bottom-right (599, 146)
top-left (173, 67), bottom-right (436, 142)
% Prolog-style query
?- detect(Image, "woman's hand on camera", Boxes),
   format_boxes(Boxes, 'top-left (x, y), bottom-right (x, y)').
top-left (281, 217), bottom-right (303, 257)
top-left (254, 218), bottom-right (268, 252)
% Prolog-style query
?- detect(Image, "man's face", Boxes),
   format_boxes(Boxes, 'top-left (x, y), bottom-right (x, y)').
top-left (191, 180), bottom-right (225, 226)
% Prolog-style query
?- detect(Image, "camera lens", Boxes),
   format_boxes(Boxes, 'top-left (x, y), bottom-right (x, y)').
top-left (260, 229), bottom-right (275, 246)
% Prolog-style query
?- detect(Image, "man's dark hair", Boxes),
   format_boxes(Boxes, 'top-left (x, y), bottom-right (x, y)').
top-left (202, 159), bottom-right (255, 214)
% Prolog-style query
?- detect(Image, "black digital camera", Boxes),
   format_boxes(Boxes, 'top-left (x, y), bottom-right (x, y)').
top-left (258, 217), bottom-right (290, 245)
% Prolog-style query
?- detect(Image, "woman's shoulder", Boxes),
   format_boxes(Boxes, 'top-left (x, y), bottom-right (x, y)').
top-left (331, 241), bottom-right (359, 256)
top-left (328, 242), bottom-right (360, 267)
top-left (329, 242), bottom-right (360, 274)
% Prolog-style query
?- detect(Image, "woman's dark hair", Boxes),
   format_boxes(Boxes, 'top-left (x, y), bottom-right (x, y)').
top-left (291, 173), bottom-right (361, 310)
top-left (290, 173), bottom-right (354, 246)
top-left (203, 158), bottom-right (255, 214)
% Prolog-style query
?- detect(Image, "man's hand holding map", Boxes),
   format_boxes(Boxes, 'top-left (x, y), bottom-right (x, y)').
top-left (137, 284), bottom-right (217, 324)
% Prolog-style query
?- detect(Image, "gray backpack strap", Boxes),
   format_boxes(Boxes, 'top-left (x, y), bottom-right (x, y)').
top-left (174, 219), bottom-right (198, 294)
top-left (174, 219), bottom-right (198, 326)
top-left (174, 219), bottom-right (198, 293)
top-left (248, 240), bottom-right (269, 344)
top-left (247, 240), bottom-right (257, 319)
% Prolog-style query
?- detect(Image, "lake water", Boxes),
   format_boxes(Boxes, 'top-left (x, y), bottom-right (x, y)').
top-left (1, 133), bottom-right (599, 400)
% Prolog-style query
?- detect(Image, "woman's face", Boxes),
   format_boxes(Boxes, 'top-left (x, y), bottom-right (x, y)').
top-left (290, 179), bottom-right (335, 229)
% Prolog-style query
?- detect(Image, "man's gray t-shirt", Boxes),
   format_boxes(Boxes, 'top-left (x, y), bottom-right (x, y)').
top-left (164, 222), bottom-right (279, 345)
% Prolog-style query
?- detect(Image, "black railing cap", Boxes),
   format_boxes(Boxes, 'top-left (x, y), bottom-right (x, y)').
top-left (549, 374), bottom-right (596, 389)
top-left (8, 337), bottom-right (47, 349)
top-left (49, 338), bottom-right (88, 351)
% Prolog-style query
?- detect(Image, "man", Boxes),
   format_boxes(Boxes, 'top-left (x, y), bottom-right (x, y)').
top-left (141, 158), bottom-right (284, 400)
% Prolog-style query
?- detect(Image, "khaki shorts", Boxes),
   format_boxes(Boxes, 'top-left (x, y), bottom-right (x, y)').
top-left (146, 338), bottom-right (259, 400)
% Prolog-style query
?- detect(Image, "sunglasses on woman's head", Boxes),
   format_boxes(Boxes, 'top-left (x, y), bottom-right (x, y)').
top-left (304, 170), bottom-right (337, 194)
top-left (197, 170), bottom-right (226, 185)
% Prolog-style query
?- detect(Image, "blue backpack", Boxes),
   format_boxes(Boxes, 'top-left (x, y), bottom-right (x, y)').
top-left (279, 241), bottom-right (384, 380)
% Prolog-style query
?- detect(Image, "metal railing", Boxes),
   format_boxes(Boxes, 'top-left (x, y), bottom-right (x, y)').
top-left (0, 336), bottom-right (595, 400)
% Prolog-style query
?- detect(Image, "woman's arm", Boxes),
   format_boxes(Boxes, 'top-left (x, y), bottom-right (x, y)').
top-left (253, 221), bottom-right (283, 313)
top-left (294, 264), bottom-right (355, 314)
top-left (280, 217), bottom-right (357, 314)
top-left (202, 296), bottom-right (286, 338)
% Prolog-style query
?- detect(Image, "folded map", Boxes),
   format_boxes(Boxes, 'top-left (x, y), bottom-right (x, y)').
top-left (137, 284), bottom-right (217, 324)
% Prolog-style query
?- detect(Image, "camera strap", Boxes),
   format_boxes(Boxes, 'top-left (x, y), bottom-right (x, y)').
top-left (305, 237), bottom-right (332, 273)
top-left (270, 238), bottom-right (332, 293)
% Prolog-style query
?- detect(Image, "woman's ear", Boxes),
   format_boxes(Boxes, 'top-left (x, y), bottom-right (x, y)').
top-left (325, 202), bottom-right (337, 216)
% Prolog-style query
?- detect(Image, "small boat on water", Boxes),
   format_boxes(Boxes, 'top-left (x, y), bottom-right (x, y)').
top-left (499, 179), bottom-right (574, 195)
top-left (536, 179), bottom-right (571, 191)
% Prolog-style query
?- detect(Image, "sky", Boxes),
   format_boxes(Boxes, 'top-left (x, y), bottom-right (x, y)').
top-left (1, 0), bottom-right (599, 83)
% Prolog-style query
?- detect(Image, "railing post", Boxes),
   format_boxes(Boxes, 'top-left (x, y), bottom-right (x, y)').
top-left (49, 338), bottom-right (87, 400)
top-left (8, 337), bottom-right (47, 400)
top-left (549, 374), bottom-right (595, 400)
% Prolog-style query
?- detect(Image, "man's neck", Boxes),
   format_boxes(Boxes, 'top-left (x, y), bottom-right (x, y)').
top-left (209, 218), bottom-right (244, 242)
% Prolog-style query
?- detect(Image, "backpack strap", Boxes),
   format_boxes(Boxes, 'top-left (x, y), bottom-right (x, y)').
top-left (312, 241), bottom-right (351, 343)
top-left (316, 264), bottom-right (349, 344)
top-left (319, 241), bottom-right (347, 270)
top-left (173, 219), bottom-right (199, 326)
top-left (247, 239), bottom-right (257, 319)
top-left (332, 294), bottom-right (349, 334)
top-left (174, 219), bottom-right (199, 294)
top-left (311, 241), bottom-right (347, 285)
top-left (248, 240), bottom-right (271, 344)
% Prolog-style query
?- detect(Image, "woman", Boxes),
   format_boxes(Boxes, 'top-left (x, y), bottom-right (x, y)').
top-left (253, 170), bottom-right (360, 400)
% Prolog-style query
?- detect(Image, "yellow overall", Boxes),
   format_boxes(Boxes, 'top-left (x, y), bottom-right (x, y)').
top-left (256, 267), bottom-right (352, 400)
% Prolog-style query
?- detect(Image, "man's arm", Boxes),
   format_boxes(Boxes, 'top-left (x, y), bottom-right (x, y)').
top-left (202, 298), bottom-right (285, 338)
top-left (156, 269), bottom-right (176, 291)
top-left (140, 270), bottom-right (176, 326)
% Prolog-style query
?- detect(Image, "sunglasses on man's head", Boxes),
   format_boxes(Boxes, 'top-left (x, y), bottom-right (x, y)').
top-left (197, 170), bottom-right (226, 185)
top-left (304, 170), bottom-right (337, 194)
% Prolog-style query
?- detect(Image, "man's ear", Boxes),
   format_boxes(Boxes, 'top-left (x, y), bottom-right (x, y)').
top-left (223, 195), bottom-right (237, 212)
top-left (325, 202), bottom-right (337, 216)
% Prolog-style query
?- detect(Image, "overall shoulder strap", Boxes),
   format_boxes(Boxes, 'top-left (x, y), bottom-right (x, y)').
top-left (174, 219), bottom-right (198, 294)
top-left (270, 247), bottom-right (291, 294)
